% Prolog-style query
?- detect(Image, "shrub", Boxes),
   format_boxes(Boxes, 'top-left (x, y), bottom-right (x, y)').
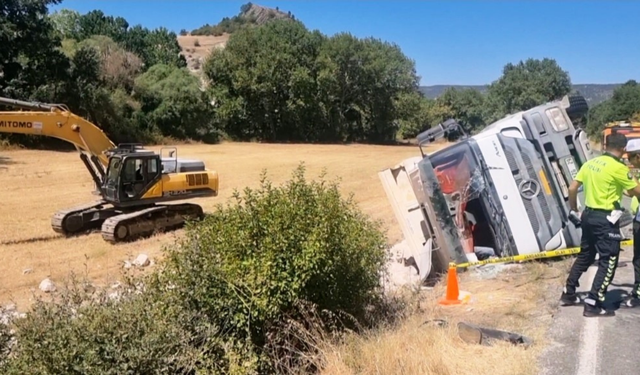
top-left (155, 163), bottom-right (390, 371)
top-left (194, 39), bottom-right (200, 47)
top-left (0, 320), bottom-right (11, 367)
top-left (0, 274), bottom-right (225, 374)
top-left (0, 164), bottom-right (390, 374)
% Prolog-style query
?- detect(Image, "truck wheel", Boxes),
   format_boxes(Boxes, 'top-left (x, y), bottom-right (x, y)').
top-left (565, 95), bottom-right (589, 121)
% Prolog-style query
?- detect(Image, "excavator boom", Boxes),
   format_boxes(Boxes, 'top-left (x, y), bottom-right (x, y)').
top-left (0, 97), bottom-right (115, 167)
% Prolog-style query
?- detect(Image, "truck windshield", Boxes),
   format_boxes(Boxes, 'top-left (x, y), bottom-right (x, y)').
top-left (428, 143), bottom-right (491, 255)
top-left (430, 144), bottom-right (485, 204)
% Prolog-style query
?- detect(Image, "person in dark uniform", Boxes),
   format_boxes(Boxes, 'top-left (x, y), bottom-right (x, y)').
top-left (622, 139), bottom-right (640, 308)
top-left (560, 133), bottom-right (640, 317)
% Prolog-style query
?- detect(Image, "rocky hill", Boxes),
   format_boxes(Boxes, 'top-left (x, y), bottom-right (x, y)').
top-left (242, 3), bottom-right (293, 24)
top-left (177, 3), bottom-right (293, 73)
top-left (419, 83), bottom-right (622, 106)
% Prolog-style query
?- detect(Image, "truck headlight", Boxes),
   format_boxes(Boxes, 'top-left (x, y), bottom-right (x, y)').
top-left (546, 108), bottom-right (569, 132)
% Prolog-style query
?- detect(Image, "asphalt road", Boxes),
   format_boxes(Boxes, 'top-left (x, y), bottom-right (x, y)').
top-left (539, 236), bottom-right (640, 375)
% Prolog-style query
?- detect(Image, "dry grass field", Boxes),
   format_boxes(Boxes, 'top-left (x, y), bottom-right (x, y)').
top-left (0, 141), bottom-right (430, 310)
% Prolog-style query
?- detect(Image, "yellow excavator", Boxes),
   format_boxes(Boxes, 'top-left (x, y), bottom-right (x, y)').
top-left (0, 96), bottom-right (219, 243)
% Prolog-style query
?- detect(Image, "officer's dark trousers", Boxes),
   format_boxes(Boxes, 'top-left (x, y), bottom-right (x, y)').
top-left (632, 221), bottom-right (640, 298)
top-left (566, 208), bottom-right (622, 306)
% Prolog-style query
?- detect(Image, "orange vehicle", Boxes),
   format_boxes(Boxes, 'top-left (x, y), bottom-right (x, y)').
top-left (602, 121), bottom-right (640, 169)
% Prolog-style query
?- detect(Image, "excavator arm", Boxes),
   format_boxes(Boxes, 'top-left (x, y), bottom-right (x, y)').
top-left (0, 96), bottom-right (116, 189)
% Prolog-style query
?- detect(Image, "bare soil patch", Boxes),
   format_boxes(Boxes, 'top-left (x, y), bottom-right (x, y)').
top-left (177, 34), bottom-right (230, 71)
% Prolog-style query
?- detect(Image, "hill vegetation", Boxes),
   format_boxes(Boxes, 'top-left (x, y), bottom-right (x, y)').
top-left (419, 83), bottom-right (621, 107)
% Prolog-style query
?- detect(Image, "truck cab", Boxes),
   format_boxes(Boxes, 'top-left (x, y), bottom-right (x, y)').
top-left (379, 95), bottom-right (595, 283)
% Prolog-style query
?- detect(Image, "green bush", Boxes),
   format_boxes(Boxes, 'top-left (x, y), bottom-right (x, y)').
top-left (0, 274), bottom-right (227, 374)
top-left (154, 163), bottom-right (390, 371)
top-left (0, 319), bottom-right (11, 367)
top-left (0, 164), bottom-right (391, 374)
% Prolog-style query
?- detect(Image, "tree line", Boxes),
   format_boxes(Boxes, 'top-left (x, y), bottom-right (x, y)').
top-left (2, 0), bottom-right (639, 149)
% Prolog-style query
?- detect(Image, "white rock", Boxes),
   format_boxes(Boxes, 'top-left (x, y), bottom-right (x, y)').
top-left (39, 278), bottom-right (56, 293)
top-left (133, 254), bottom-right (150, 267)
top-left (108, 291), bottom-right (121, 300)
top-left (22, 268), bottom-right (32, 275)
top-left (123, 261), bottom-right (132, 269)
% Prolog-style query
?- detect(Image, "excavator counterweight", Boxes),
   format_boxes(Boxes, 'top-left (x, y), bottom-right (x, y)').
top-left (0, 96), bottom-right (218, 243)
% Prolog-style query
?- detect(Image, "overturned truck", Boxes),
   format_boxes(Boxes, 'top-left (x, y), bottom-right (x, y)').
top-left (380, 95), bottom-right (604, 284)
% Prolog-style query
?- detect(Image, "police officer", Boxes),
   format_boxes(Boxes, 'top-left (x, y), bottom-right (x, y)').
top-left (560, 133), bottom-right (640, 317)
top-left (622, 138), bottom-right (640, 308)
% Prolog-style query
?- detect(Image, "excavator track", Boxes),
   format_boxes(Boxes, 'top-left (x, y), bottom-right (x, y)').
top-left (101, 203), bottom-right (205, 243)
top-left (51, 200), bottom-right (118, 236)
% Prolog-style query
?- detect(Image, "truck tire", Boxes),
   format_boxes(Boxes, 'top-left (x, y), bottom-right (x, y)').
top-left (564, 94), bottom-right (589, 121)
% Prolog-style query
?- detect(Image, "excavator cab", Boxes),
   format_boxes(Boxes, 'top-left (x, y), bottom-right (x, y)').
top-left (102, 144), bottom-right (162, 205)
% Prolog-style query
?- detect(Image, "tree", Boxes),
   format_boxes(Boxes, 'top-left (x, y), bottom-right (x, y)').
top-left (393, 92), bottom-right (459, 139)
top-left (49, 8), bottom-right (82, 39)
top-left (240, 2), bottom-right (253, 13)
top-left (134, 64), bottom-right (217, 141)
top-left (52, 9), bottom-right (186, 71)
top-left (204, 19), bottom-right (327, 141)
top-left (140, 27), bottom-right (186, 68)
top-left (316, 33), bottom-right (421, 142)
top-left (436, 88), bottom-right (487, 133)
top-left (483, 58), bottom-right (572, 123)
top-left (586, 80), bottom-right (640, 136)
top-left (75, 10), bottom-right (129, 43)
top-left (0, 0), bottom-right (70, 101)
top-left (204, 19), bottom-right (422, 143)
top-left (74, 35), bottom-right (144, 91)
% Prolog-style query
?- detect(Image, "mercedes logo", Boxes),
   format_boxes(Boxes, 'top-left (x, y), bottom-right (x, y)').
top-left (519, 179), bottom-right (540, 200)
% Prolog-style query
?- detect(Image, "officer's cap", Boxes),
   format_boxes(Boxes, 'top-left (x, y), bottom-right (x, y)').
top-left (627, 139), bottom-right (640, 154)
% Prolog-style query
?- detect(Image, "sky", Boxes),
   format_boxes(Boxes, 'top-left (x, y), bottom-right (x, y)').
top-left (49, 0), bottom-right (640, 86)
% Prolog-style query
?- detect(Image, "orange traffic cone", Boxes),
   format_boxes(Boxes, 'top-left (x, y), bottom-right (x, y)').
top-left (439, 262), bottom-right (462, 305)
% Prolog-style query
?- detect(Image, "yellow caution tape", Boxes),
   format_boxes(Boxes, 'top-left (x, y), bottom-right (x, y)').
top-left (455, 239), bottom-right (634, 269)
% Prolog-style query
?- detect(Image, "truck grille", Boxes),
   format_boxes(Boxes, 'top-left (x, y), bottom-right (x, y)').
top-left (187, 173), bottom-right (209, 187)
top-left (503, 148), bottom-right (547, 235)
top-left (521, 153), bottom-right (552, 222)
top-left (505, 149), bottom-right (518, 173)
top-left (522, 200), bottom-right (540, 233)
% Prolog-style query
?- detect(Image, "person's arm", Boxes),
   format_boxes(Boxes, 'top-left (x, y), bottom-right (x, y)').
top-left (613, 166), bottom-right (640, 198)
top-left (625, 184), bottom-right (640, 198)
top-left (569, 165), bottom-right (586, 212)
top-left (568, 179), bottom-right (582, 212)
